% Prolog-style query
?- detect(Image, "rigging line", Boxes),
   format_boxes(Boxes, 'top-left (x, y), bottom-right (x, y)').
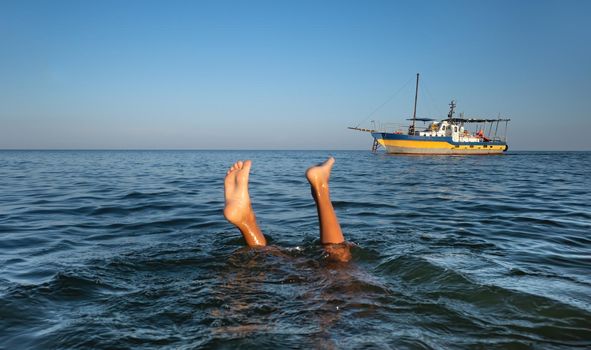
top-left (422, 81), bottom-right (444, 118)
top-left (355, 76), bottom-right (414, 128)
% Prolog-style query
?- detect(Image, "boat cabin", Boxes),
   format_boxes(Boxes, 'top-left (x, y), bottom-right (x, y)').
top-left (419, 120), bottom-right (494, 142)
top-left (419, 120), bottom-right (458, 137)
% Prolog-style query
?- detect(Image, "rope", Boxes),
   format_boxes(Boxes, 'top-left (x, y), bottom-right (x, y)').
top-left (422, 81), bottom-right (444, 118)
top-left (354, 76), bottom-right (414, 128)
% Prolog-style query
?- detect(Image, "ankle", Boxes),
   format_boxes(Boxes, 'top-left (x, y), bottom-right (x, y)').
top-left (239, 217), bottom-right (266, 247)
top-left (235, 210), bottom-right (257, 228)
top-left (311, 183), bottom-right (329, 195)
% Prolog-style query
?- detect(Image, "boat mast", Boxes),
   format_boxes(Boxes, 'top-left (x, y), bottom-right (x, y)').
top-left (411, 73), bottom-right (419, 135)
top-left (448, 100), bottom-right (456, 119)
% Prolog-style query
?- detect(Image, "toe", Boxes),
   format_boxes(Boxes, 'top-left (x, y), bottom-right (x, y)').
top-left (243, 160), bottom-right (252, 172)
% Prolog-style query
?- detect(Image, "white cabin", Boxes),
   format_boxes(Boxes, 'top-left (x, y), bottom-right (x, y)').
top-left (418, 120), bottom-right (481, 142)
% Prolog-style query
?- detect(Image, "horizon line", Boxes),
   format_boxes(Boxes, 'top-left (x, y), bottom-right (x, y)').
top-left (1, 148), bottom-right (590, 152)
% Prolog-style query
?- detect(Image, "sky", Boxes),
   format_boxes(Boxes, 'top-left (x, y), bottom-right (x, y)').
top-left (1, 0), bottom-right (590, 150)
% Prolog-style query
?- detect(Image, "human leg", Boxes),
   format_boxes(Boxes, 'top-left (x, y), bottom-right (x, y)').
top-left (306, 157), bottom-right (351, 262)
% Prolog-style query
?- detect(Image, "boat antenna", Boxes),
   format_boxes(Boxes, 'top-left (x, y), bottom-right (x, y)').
top-left (448, 99), bottom-right (456, 119)
top-left (410, 73), bottom-right (419, 135)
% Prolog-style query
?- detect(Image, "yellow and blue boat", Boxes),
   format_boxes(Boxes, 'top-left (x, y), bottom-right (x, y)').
top-left (350, 74), bottom-right (510, 155)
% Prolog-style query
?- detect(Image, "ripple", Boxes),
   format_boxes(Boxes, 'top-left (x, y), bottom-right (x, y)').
top-left (1, 150), bottom-right (591, 348)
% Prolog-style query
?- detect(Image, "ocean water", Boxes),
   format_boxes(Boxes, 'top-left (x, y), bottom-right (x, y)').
top-left (0, 150), bottom-right (590, 349)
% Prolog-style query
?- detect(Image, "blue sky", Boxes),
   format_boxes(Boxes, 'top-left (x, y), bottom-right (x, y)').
top-left (1, 0), bottom-right (589, 150)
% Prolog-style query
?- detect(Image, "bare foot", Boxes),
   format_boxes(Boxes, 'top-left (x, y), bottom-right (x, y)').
top-left (305, 156), bottom-right (335, 189)
top-left (224, 160), bottom-right (266, 247)
top-left (224, 160), bottom-right (253, 224)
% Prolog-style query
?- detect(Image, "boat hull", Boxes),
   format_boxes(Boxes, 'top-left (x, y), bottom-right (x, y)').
top-left (372, 133), bottom-right (508, 155)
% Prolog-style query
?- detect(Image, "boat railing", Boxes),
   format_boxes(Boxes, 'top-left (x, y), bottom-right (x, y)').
top-left (378, 122), bottom-right (406, 133)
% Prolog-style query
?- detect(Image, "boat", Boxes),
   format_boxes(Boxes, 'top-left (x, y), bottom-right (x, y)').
top-left (349, 74), bottom-right (510, 154)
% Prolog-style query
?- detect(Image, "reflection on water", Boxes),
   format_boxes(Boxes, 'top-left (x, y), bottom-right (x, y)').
top-left (0, 150), bottom-right (590, 349)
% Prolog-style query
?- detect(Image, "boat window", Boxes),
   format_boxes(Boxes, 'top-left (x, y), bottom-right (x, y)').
top-left (442, 126), bottom-right (446, 131)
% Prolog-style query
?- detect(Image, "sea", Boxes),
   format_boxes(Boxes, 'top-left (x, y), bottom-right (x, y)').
top-left (0, 150), bottom-right (590, 349)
